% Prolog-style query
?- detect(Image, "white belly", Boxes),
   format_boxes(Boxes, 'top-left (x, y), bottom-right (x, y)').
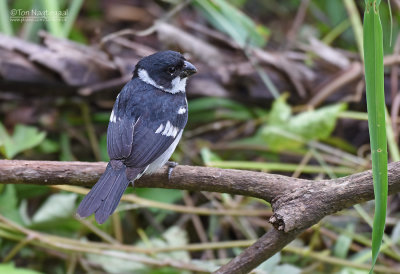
top-left (144, 130), bottom-right (183, 174)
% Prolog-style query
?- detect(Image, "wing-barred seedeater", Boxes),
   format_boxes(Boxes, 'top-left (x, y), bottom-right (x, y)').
top-left (77, 51), bottom-right (197, 224)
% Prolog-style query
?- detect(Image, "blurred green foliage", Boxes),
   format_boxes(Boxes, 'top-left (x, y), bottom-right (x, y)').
top-left (0, 0), bottom-right (398, 273)
top-left (0, 263), bottom-right (41, 274)
top-left (258, 96), bottom-right (346, 151)
top-left (0, 123), bottom-right (46, 159)
top-left (189, 97), bottom-right (264, 123)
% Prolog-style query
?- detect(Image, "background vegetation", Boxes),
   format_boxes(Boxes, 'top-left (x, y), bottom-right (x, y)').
top-left (0, 0), bottom-right (400, 273)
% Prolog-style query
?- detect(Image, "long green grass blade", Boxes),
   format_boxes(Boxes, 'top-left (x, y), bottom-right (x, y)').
top-left (0, 0), bottom-right (13, 35)
top-left (40, 0), bottom-right (63, 37)
top-left (62, 0), bottom-right (83, 37)
top-left (363, 0), bottom-right (388, 271)
top-left (344, 0), bottom-right (364, 58)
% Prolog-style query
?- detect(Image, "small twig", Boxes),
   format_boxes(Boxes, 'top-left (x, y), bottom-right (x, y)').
top-left (291, 151), bottom-right (312, 178)
top-left (66, 253), bottom-right (78, 274)
top-left (308, 62), bottom-right (363, 107)
top-left (0, 214), bottom-right (209, 272)
top-left (78, 75), bottom-right (132, 97)
top-left (54, 185), bottom-right (272, 217)
top-left (77, 218), bottom-right (119, 244)
top-left (244, 49), bottom-right (280, 99)
top-left (286, 0), bottom-right (311, 46)
top-left (3, 235), bottom-right (35, 262)
top-left (111, 212), bottom-right (123, 243)
top-left (183, 191), bottom-right (215, 260)
top-left (283, 245), bottom-right (400, 273)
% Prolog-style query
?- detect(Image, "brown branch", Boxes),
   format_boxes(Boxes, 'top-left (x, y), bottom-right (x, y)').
top-left (0, 160), bottom-right (303, 202)
top-left (1, 160), bottom-right (400, 273)
top-left (218, 162), bottom-right (400, 273)
top-left (215, 229), bottom-right (300, 274)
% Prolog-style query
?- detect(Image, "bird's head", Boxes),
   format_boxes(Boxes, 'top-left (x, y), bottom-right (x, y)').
top-left (134, 50), bottom-right (197, 94)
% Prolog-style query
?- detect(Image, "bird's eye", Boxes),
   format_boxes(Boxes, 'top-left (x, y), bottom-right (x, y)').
top-left (167, 67), bottom-right (176, 74)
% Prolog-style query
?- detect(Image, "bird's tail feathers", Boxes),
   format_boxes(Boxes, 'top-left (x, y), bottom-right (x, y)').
top-left (76, 160), bottom-right (131, 224)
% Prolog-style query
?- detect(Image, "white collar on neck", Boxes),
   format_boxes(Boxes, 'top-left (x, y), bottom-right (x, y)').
top-left (138, 69), bottom-right (186, 94)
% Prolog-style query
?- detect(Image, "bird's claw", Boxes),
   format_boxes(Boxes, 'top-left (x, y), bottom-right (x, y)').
top-left (166, 161), bottom-right (178, 180)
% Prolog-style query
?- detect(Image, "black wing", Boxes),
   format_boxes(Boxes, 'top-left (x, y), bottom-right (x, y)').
top-left (107, 93), bottom-right (137, 160)
top-left (123, 117), bottom-right (183, 167)
top-left (107, 82), bottom-right (187, 168)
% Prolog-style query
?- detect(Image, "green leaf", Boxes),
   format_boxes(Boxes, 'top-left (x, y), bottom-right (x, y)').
top-left (268, 95), bottom-right (291, 126)
top-left (288, 103), bottom-right (346, 139)
top-left (201, 147), bottom-right (222, 164)
top-left (0, 123), bottom-right (46, 159)
top-left (255, 252), bottom-right (281, 271)
top-left (333, 224), bottom-right (354, 258)
top-left (29, 218), bottom-right (81, 236)
top-left (260, 126), bottom-right (304, 151)
top-left (86, 227), bottom-right (190, 274)
top-left (0, 263), bottom-right (41, 274)
top-left (0, 185), bottom-right (23, 224)
top-left (339, 268), bottom-right (368, 274)
top-left (32, 193), bottom-right (77, 223)
top-left (86, 252), bottom-right (148, 274)
top-left (59, 133), bottom-right (75, 161)
top-left (271, 265), bottom-right (301, 274)
top-left (189, 97), bottom-right (248, 112)
top-left (258, 97), bottom-right (346, 151)
top-left (37, 139), bottom-right (59, 154)
top-left (189, 97), bottom-right (254, 123)
top-left (363, 0), bottom-right (388, 271)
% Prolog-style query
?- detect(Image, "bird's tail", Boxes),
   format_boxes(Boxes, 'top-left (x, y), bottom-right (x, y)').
top-left (76, 160), bottom-right (131, 224)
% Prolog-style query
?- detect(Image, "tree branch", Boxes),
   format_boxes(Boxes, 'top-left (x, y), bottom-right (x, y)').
top-left (1, 159), bottom-right (400, 273)
top-left (0, 160), bottom-right (304, 202)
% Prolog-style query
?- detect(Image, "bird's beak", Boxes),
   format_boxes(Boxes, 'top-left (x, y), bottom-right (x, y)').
top-left (180, 60), bottom-right (197, 78)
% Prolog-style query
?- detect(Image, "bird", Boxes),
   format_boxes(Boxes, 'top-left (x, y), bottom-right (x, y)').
top-left (76, 50), bottom-right (197, 224)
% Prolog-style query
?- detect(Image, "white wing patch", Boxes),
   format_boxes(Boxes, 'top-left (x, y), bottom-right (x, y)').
top-left (110, 109), bottom-right (117, 123)
top-left (162, 121), bottom-right (171, 135)
top-left (177, 106), bottom-right (186, 114)
top-left (155, 124), bottom-right (164, 134)
top-left (172, 127), bottom-right (178, 137)
top-left (138, 69), bottom-right (186, 94)
top-left (160, 120), bottom-right (179, 137)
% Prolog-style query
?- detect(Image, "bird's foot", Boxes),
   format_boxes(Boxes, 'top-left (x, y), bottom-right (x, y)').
top-left (166, 161), bottom-right (178, 180)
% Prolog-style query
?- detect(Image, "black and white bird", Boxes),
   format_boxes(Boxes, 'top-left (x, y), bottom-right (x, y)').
top-left (76, 51), bottom-right (197, 224)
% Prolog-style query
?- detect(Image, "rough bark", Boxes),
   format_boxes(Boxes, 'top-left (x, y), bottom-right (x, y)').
top-left (0, 160), bottom-right (305, 202)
